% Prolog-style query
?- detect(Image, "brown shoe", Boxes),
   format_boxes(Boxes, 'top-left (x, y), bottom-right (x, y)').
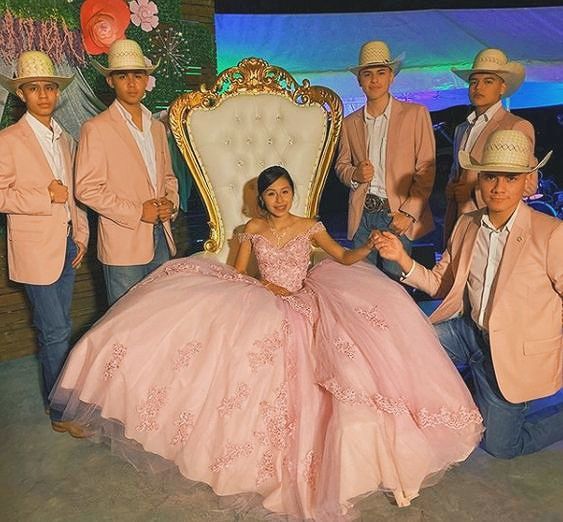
top-left (51, 420), bottom-right (93, 439)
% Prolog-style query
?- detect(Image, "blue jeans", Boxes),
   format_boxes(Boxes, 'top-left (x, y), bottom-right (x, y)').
top-left (102, 224), bottom-right (170, 306)
top-left (24, 237), bottom-right (77, 422)
top-left (435, 315), bottom-right (563, 459)
top-left (353, 209), bottom-right (412, 280)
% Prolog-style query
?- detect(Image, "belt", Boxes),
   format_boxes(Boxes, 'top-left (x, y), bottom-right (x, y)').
top-left (364, 193), bottom-right (390, 213)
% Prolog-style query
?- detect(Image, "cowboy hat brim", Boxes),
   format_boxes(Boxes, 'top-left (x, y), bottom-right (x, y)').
top-left (458, 149), bottom-right (552, 174)
top-left (349, 52), bottom-right (405, 75)
top-left (452, 62), bottom-right (525, 97)
top-left (0, 74), bottom-right (74, 94)
top-left (91, 59), bottom-right (159, 76)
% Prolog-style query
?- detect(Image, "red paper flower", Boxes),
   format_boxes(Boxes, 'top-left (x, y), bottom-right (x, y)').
top-left (81, 0), bottom-right (131, 55)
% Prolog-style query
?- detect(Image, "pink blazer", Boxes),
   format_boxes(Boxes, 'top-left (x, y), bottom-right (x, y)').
top-left (444, 108), bottom-right (537, 241)
top-left (0, 117), bottom-right (89, 285)
top-left (75, 102), bottom-right (178, 265)
top-left (335, 99), bottom-right (436, 241)
top-left (406, 204), bottom-right (562, 404)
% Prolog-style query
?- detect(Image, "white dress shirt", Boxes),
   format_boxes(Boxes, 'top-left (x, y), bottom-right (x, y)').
top-left (467, 204), bottom-right (520, 330)
top-left (462, 100), bottom-right (502, 152)
top-left (115, 101), bottom-right (158, 193)
top-left (364, 99), bottom-right (391, 198)
top-left (25, 112), bottom-right (70, 220)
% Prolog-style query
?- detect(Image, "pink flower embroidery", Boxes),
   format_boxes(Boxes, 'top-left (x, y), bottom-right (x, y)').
top-left (217, 383), bottom-right (250, 418)
top-left (103, 343), bottom-right (127, 380)
top-left (355, 305), bottom-right (389, 330)
top-left (170, 411), bottom-right (195, 446)
top-left (129, 0), bottom-right (159, 32)
top-left (136, 385), bottom-right (168, 432)
top-left (209, 441), bottom-right (254, 473)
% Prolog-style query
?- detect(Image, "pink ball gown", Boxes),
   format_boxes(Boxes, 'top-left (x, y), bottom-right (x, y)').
top-left (51, 222), bottom-right (482, 520)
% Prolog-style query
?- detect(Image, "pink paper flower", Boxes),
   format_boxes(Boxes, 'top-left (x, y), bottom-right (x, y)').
top-left (129, 0), bottom-right (159, 32)
top-left (146, 75), bottom-right (156, 91)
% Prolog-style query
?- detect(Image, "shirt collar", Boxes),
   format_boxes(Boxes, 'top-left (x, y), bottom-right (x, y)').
top-left (481, 201), bottom-right (520, 233)
top-left (467, 100), bottom-right (502, 126)
top-left (115, 100), bottom-right (152, 131)
top-left (364, 96), bottom-right (392, 123)
top-left (25, 111), bottom-right (62, 141)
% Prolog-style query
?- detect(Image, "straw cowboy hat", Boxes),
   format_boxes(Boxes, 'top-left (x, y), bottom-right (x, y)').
top-left (349, 40), bottom-right (404, 75)
top-left (91, 39), bottom-right (158, 76)
top-left (452, 48), bottom-right (525, 97)
top-left (459, 129), bottom-right (551, 174)
top-left (0, 51), bottom-right (73, 93)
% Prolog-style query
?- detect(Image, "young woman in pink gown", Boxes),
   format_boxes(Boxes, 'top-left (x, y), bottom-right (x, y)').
top-left (51, 166), bottom-right (483, 520)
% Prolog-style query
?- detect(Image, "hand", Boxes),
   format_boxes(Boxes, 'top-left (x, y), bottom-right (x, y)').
top-left (452, 181), bottom-right (473, 204)
top-left (262, 280), bottom-right (292, 296)
top-left (156, 197), bottom-right (176, 223)
top-left (371, 230), bottom-right (407, 263)
top-left (72, 241), bottom-right (87, 269)
top-left (389, 212), bottom-right (413, 236)
top-left (48, 179), bottom-right (68, 204)
top-left (141, 199), bottom-right (160, 224)
top-left (352, 160), bottom-right (374, 183)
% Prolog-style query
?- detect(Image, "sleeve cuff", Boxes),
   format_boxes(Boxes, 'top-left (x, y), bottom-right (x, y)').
top-left (401, 260), bottom-right (416, 280)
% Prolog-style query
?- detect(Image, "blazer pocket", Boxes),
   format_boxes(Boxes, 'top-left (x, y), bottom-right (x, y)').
top-left (9, 227), bottom-right (43, 242)
top-left (523, 335), bottom-right (562, 356)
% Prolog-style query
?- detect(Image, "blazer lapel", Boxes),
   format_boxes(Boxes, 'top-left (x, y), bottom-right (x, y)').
top-left (470, 107), bottom-right (506, 158)
top-left (452, 214), bottom-right (481, 289)
top-left (490, 205), bottom-right (530, 306)
top-left (352, 111), bottom-right (367, 161)
top-left (385, 98), bottom-right (402, 180)
top-left (19, 118), bottom-right (57, 182)
top-left (108, 103), bottom-right (153, 189)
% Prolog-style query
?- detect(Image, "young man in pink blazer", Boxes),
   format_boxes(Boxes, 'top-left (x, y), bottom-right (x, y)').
top-left (444, 48), bottom-right (537, 243)
top-left (335, 40), bottom-right (435, 279)
top-left (75, 40), bottom-right (178, 305)
top-left (0, 51), bottom-right (89, 437)
top-left (373, 130), bottom-right (562, 458)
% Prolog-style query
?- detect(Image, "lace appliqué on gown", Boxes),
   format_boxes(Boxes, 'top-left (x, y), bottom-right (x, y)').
top-left (170, 411), bottom-right (195, 446)
top-left (136, 386), bottom-right (168, 432)
top-left (217, 383), bottom-right (251, 418)
top-left (248, 320), bottom-right (290, 373)
top-left (103, 343), bottom-right (127, 380)
top-left (173, 341), bottom-right (202, 371)
top-left (355, 305), bottom-right (389, 330)
top-left (239, 221), bottom-right (326, 293)
top-left (209, 441), bottom-right (255, 473)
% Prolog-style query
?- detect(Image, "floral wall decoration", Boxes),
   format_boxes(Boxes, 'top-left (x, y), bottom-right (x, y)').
top-left (0, 0), bottom-right (216, 123)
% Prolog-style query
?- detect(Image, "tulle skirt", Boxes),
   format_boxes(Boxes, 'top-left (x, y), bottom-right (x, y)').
top-left (51, 258), bottom-right (482, 520)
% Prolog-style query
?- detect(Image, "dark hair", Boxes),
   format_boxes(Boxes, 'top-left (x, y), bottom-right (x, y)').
top-left (257, 165), bottom-right (295, 210)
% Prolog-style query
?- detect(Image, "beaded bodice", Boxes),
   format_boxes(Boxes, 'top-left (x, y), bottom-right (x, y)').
top-left (239, 221), bottom-right (325, 292)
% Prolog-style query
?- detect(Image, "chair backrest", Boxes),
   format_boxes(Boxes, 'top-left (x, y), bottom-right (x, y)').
top-left (169, 57), bottom-right (343, 265)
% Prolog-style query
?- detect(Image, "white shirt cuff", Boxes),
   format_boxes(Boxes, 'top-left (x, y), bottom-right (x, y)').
top-left (401, 260), bottom-right (416, 280)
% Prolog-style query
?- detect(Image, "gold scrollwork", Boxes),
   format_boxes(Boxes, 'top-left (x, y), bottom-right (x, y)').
top-left (169, 57), bottom-right (343, 255)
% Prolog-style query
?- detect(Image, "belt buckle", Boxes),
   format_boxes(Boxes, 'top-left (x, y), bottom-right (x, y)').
top-left (364, 194), bottom-right (384, 213)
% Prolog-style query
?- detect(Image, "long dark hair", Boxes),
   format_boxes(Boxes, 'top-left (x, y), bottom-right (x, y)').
top-left (257, 165), bottom-right (295, 210)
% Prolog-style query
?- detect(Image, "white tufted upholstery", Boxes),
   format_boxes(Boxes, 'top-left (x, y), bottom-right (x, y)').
top-left (169, 57), bottom-right (343, 268)
top-left (187, 93), bottom-right (327, 263)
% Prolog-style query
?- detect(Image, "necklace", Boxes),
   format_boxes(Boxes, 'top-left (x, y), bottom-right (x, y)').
top-left (267, 216), bottom-right (292, 247)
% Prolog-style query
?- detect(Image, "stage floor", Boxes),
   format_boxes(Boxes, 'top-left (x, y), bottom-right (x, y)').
top-left (1, 356), bottom-right (562, 522)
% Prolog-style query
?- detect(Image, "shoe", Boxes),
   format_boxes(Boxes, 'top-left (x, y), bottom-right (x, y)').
top-left (51, 420), bottom-right (93, 439)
